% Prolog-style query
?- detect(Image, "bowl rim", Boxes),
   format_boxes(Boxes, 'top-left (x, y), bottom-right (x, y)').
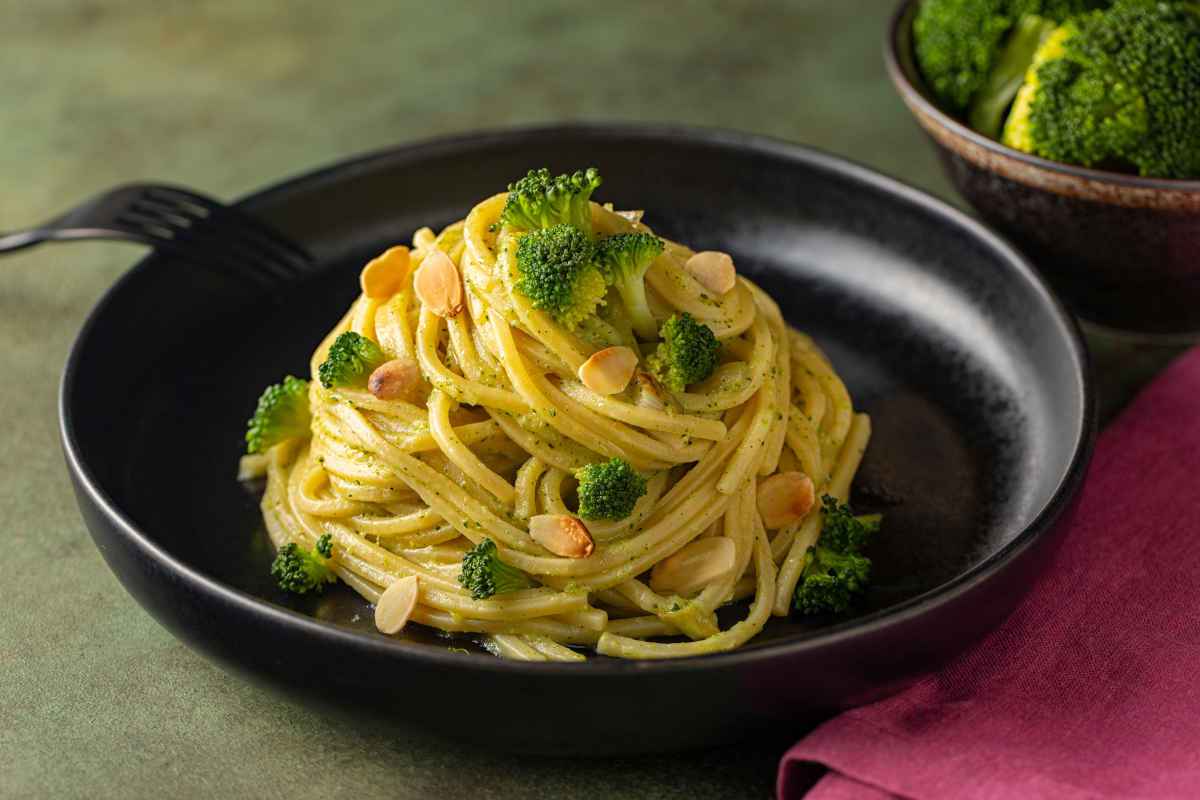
top-left (59, 122), bottom-right (1096, 677)
top-left (885, 0), bottom-right (1200, 193)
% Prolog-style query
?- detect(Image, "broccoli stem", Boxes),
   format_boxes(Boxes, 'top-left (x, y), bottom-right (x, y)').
top-left (615, 279), bottom-right (658, 341)
top-left (968, 14), bottom-right (1058, 139)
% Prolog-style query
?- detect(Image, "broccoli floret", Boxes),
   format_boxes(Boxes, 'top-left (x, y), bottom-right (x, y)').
top-left (245, 375), bottom-right (312, 454)
top-left (271, 534), bottom-right (336, 594)
top-left (596, 232), bottom-right (664, 340)
top-left (458, 538), bottom-right (535, 600)
top-left (318, 331), bottom-right (388, 389)
top-left (514, 224), bottom-right (608, 330)
top-left (500, 167), bottom-right (602, 234)
top-left (1002, 1), bottom-right (1200, 179)
top-left (793, 546), bottom-right (872, 615)
top-left (913, 0), bottom-right (1106, 114)
top-left (818, 495), bottom-right (882, 553)
top-left (1002, 24), bottom-right (1076, 152)
top-left (646, 313), bottom-right (720, 393)
top-left (575, 458), bottom-right (648, 520)
top-left (794, 497), bottom-right (881, 616)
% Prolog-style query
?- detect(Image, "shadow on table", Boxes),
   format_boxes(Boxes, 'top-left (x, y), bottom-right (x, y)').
top-left (307, 690), bottom-right (811, 800)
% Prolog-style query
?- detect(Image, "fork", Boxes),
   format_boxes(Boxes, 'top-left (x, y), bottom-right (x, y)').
top-left (0, 183), bottom-right (314, 290)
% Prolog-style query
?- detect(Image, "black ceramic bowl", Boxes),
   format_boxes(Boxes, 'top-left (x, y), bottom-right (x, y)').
top-left (61, 125), bottom-right (1093, 755)
top-left (886, 0), bottom-right (1200, 339)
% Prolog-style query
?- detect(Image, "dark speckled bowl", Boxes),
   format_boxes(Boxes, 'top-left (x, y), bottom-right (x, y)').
top-left (886, 0), bottom-right (1200, 339)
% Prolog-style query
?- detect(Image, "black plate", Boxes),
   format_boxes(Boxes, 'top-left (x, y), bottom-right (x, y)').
top-left (61, 124), bottom-right (1093, 754)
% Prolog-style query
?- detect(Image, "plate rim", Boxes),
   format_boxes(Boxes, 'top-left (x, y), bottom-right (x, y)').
top-left (59, 122), bottom-right (1097, 676)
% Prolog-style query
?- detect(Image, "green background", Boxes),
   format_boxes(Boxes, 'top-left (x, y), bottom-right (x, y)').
top-left (0, 2), bottom-right (1182, 798)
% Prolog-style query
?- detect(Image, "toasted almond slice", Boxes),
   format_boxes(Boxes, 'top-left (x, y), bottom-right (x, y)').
top-left (578, 346), bottom-right (638, 395)
top-left (650, 538), bottom-right (736, 596)
top-left (412, 227), bottom-right (436, 249)
top-left (368, 357), bottom-right (421, 401)
top-left (529, 514), bottom-right (595, 559)
top-left (360, 246), bottom-right (411, 299)
top-left (375, 575), bottom-right (420, 634)
top-left (684, 251), bottom-right (736, 296)
top-left (757, 471), bottom-right (816, 529)
top-left (414, 250), bottom-right (464, 317)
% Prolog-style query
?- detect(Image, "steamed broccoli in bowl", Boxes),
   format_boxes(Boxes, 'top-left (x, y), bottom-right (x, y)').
top-left (1003, 1), bottom-right (1200, 178)
top-left (913, 0), bottom-right (1102, 122)
top-left (913, 0), bottom-right (1200, 179)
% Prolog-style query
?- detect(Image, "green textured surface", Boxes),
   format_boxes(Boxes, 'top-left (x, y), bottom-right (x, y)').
top-left (0, 2), bottom-right (1184, 799)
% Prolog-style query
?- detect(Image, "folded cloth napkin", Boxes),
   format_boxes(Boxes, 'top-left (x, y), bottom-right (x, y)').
top-left (778, 347), bottom-right (1200, 800)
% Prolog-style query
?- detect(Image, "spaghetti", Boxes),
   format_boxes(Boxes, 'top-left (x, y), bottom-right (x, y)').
top-left (246, 168), bottom-right (872, 661)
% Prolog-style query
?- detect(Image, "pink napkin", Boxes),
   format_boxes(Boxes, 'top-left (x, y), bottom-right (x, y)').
top-left (778, 347), bottom-right (1200, 800)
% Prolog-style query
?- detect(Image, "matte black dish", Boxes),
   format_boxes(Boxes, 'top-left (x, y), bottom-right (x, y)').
top-left (61, 125), bottom-right (1093, 754)
top-left (886, 0), bottom-right (1200, 338)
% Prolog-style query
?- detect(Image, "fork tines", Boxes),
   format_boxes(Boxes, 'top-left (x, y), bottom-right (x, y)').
top-left (116, 184), bottom-right (312, 289)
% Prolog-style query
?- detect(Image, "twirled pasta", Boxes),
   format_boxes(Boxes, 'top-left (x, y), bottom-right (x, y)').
top-left (254, 187), bottom-right (870, 661)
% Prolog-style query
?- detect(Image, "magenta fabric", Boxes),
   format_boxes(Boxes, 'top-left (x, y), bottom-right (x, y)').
top-left (778, 347), bottom-right (1200, 800)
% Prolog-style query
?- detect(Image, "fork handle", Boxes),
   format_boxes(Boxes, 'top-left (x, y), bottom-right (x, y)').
top-left (0, 222), bottom-right (159, 254)
top-left (0, 228), bottom-right (52, 254)
top-left (0, 183), bottom-right (311, 292)
top-left (0, 183), bottom-right (214, 258)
